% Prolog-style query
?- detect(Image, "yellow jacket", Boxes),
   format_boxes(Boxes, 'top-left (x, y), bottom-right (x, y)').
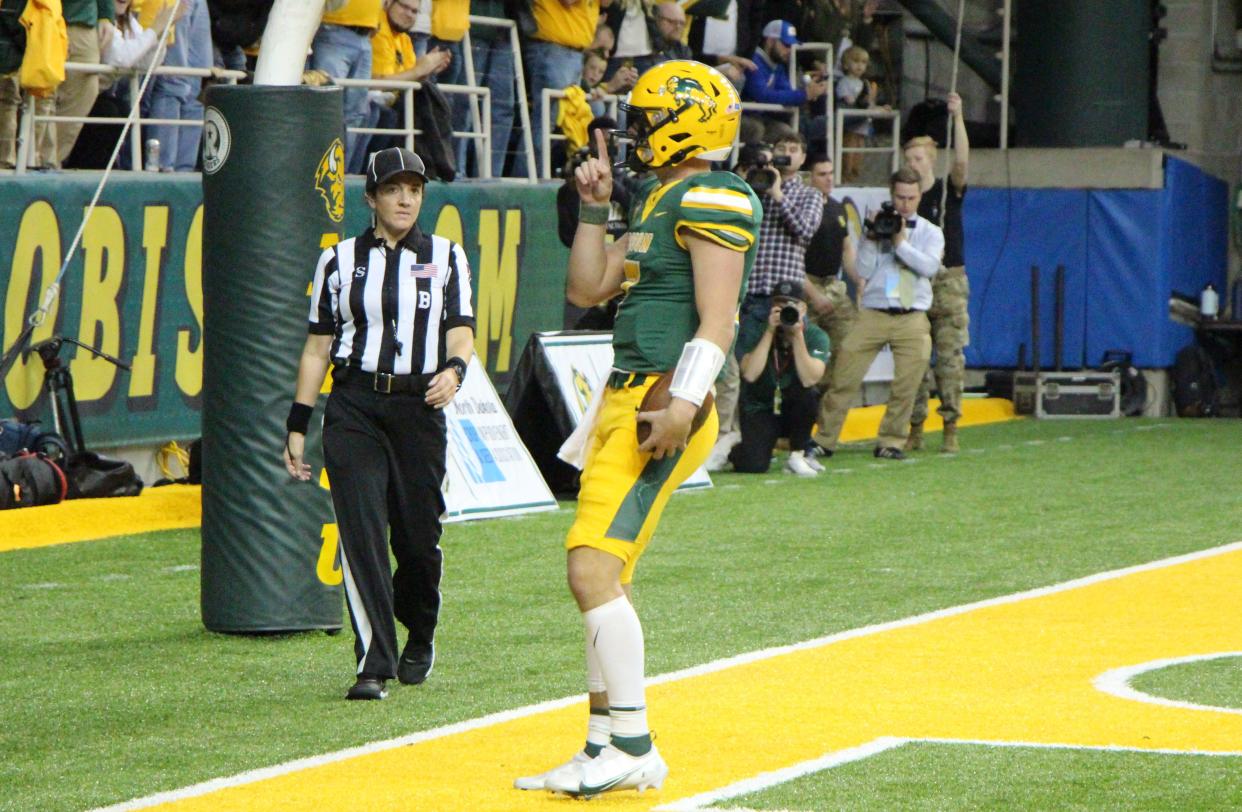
top-left (19, 0), bottom-right (68, 98)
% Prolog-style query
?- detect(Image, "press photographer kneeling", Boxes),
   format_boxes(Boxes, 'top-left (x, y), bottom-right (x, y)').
top-left (728, 280), bottom-right (829, 476)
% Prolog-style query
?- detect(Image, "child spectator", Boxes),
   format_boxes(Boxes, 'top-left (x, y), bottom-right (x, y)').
top-left (836, 44), bottom-right (884, 184)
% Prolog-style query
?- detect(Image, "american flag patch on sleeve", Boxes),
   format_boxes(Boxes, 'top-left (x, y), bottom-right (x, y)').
top-left (409, 263), bottom-right (439, 279)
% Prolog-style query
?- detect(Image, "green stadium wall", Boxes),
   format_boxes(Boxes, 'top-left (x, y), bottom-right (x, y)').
top-left (0, 175), bottom-right (567, 447)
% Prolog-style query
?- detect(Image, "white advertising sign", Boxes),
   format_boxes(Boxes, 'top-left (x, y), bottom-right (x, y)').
top-left (443, 360), bottom-right (559, 522)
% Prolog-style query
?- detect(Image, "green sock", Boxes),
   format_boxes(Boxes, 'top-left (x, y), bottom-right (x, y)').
top-left (611, 733), bottom-right (652, 757)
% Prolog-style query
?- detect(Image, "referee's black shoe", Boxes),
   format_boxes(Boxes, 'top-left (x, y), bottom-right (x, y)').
top-left (398, 640), bottom-right (435, 685)
top-left (346, 676), bottom-right (388, 700)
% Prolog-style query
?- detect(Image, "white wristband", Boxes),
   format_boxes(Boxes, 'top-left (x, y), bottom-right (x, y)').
top-left (668, 338), bottom-right (725, 407)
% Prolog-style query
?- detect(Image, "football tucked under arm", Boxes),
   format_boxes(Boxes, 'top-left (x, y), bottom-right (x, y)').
top-left (635, 372), bottom-right (715, 445)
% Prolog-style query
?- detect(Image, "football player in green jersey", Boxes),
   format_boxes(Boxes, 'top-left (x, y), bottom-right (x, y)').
top-left (514, 60), bottom-right (761, 798)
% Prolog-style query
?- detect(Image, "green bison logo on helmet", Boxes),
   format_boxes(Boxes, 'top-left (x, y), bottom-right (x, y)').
top-left (664, 76), bottom-right (717, 122)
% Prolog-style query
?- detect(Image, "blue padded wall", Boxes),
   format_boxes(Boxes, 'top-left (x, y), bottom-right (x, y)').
top-left (962, 157), bottom-right (1227, 369)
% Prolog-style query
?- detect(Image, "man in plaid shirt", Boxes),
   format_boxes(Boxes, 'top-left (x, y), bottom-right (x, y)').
top-left (745, 133), bottom-right (826, 305)
top-left (709, 132), bottom-right (824, 471)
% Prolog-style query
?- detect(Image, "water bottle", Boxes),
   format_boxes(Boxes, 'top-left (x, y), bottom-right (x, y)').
top-left (1199, 283), bottom-right (1219, 320)
top-left (144, 139), bottom-right (160, 172)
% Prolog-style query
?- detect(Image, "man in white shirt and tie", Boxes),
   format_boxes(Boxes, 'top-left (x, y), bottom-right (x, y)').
top-left (811, 167), bottom-right (944, 460)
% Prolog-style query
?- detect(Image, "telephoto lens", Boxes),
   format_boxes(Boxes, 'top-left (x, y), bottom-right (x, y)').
top-left (779, 305), bottom-right (800, 326)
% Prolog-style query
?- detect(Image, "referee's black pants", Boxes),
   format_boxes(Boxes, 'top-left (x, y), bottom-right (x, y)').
top-left (322, 385), bottom-right (447, 680)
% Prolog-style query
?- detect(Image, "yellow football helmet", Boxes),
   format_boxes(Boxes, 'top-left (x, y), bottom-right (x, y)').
top-left (619, 60), bottom-right (741, 170)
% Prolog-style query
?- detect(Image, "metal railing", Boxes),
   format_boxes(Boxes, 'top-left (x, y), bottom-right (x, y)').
top-left (834, 107), bottom-right (901, 186)
top-left (539, 88), bottom-right (622, 180)
top-left (15, 62), bottom-right (246, 173)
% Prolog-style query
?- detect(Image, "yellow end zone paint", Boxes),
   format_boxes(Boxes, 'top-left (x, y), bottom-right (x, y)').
top-left (124, 543), bottom-right (1242, 812)
top-left (838, 396), bottom-right (1016, 444)
top-left (0, 485), bottom-right (201, 552)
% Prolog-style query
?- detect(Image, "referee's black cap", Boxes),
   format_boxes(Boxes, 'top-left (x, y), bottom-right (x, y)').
top-left (366, 147), bottom-right (427, 194)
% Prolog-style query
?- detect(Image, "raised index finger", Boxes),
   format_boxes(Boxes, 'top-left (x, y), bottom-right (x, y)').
top-left (593, 127), bottom-right (611, 170)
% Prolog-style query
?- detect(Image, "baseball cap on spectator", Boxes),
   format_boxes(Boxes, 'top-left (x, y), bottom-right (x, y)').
top-left (772, 279), bottom-right (804, 302)
top-left (762, 20), bottom-right (800, 46)
top-left (366, 147), bottom-right (427, 194)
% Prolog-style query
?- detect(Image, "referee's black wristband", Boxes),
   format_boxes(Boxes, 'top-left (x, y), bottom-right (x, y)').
top-left (441, 356), bottom-right (468, 390)
top-left (286, 402), bottom-right (313, 434)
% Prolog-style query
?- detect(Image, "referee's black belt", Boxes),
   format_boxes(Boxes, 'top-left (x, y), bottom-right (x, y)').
top-left (607, 371), bottom-right (653, 389)
top-left (333, 367), bottom-right (434, 395)
top-left (869, 307), bottom-right (921, 316)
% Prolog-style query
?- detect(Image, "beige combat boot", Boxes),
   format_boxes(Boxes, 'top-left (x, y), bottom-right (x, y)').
top-left (903, 422), bottom-right (924, 452)
top-left (941, 421), bottom-right (959, 454)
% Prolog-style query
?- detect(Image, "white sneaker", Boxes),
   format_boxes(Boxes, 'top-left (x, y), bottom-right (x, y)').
top-left (801, 449), bottom-right (825, 472)
top-left (784, 451), bottom-right (818, 477)
top-left (546, 743), bottom-right (668, 797)
top-left (513, 749), bottom-right (593, 791)
top-left (705, 431), bottom-right (740, 472)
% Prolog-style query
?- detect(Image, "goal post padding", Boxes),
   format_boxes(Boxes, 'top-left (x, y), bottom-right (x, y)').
top-left (200, 85), bottom-right (345, 633)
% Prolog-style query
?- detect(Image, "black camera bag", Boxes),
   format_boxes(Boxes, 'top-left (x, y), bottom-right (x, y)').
top-left (66, 451), bottom-right (144, 499)
top-left (0, 452), bottom-right (68, 510)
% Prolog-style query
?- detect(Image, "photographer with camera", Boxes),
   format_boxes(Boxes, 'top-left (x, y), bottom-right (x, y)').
top-left (811, 167), bottom-right (944, 460)
top-left (727, 280), bottom-right (829, 476)
top-left (710, 133), bottom-right (824, 469)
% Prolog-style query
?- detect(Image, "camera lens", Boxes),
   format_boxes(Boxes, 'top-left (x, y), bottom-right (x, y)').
top-left (779, 305), bottom-right (800, 326)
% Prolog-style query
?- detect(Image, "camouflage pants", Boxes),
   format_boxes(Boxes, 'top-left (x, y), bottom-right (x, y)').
top-left (806, 276), bottom-right (858, 395)
top-left (911, 265), bottom-right (970, 425)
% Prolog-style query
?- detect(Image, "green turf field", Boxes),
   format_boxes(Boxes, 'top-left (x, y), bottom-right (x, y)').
top-left (2, 418), bottom-right (1240, 811)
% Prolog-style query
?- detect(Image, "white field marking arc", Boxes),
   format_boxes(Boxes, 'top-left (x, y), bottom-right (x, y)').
top-left (652, 737), bottom-right (907, 812)
top-left (1094, 652), bottom-right (1242, 716)
top-left (94, 539), bottom-right (1242, 812)
top-left (658, 737), bottom-right (1242, 812)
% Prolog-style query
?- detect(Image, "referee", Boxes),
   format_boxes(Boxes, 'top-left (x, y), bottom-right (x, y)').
top-left (283, 147), bottom-right (476, 701)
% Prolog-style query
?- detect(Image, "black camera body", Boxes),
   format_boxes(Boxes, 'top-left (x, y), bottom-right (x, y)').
top-left (865, 201), bottom-right (904, 240)
top-left (746, 155), bottom-right (791, 196)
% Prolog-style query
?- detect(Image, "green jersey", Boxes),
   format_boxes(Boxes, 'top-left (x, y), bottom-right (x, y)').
top-left (611, 171), bottom-right (762, 372)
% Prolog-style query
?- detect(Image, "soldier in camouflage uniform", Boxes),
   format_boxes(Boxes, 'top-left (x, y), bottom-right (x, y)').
top-left (903, 92), bottom-right (970, 454)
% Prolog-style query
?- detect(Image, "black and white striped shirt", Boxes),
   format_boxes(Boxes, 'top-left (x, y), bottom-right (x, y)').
top-left (308, 226), bottom-right (475, 374)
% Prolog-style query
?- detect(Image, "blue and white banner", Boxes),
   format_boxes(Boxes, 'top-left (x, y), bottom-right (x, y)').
top-left (443, 360), bottom-right (559, 522)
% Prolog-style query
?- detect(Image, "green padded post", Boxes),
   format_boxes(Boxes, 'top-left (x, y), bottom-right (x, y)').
top-left (200, 85), bottom-right (345, 632)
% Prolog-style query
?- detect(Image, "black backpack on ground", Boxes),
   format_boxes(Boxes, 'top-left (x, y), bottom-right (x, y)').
top-left (1171, 344), bottom-right (1218, 417)
top-left (0, 452), bottom-right (68, 509)
top-left (66, 451), bottom-right (144, 499)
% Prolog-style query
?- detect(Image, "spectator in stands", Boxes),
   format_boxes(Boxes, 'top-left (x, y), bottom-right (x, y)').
top-left (603, 0), bottom-right (654, 76)
top-left (812, 167), bottom-right (943, 461)
top-left (518, 0), bottom-right (600, 178)
top-left (800, 0), bottom-right (876, 73)
top-left (904, 91), bottom-right (970, 454)
top-left (648, 2), bottom-right (690, 63)
top-left (462, 0), bottom-right (516, 177)
top-left (0, 2), bottom-right (56, 170)
top-left (836, 44), bottom-right (885, 184)
top-left (71, 0), bottom-right (186, 170)
top-left (728, 279), bottom-right (828, 476)
top-left (742, 19), bottom-right (828, 142)
top-left (142, 0), bottom-right (212, 172)
top-left (803, 153), bottom-right (859, 431)
top-left (422, 0), bottom-right (473, 173)
top-left (53, 0), bottom-right (117, 168)
top-left (364, 0), bottom-right (450, 157)
top-left (310, 0), bottom-right (383, 174)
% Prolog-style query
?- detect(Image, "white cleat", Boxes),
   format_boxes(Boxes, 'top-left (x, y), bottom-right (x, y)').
top-left (546, 743), bottom-right (669, 798)
top-left (784, 451), bottom-right (819, 477)
top-left (513, 750), bottom-right (593, 791)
